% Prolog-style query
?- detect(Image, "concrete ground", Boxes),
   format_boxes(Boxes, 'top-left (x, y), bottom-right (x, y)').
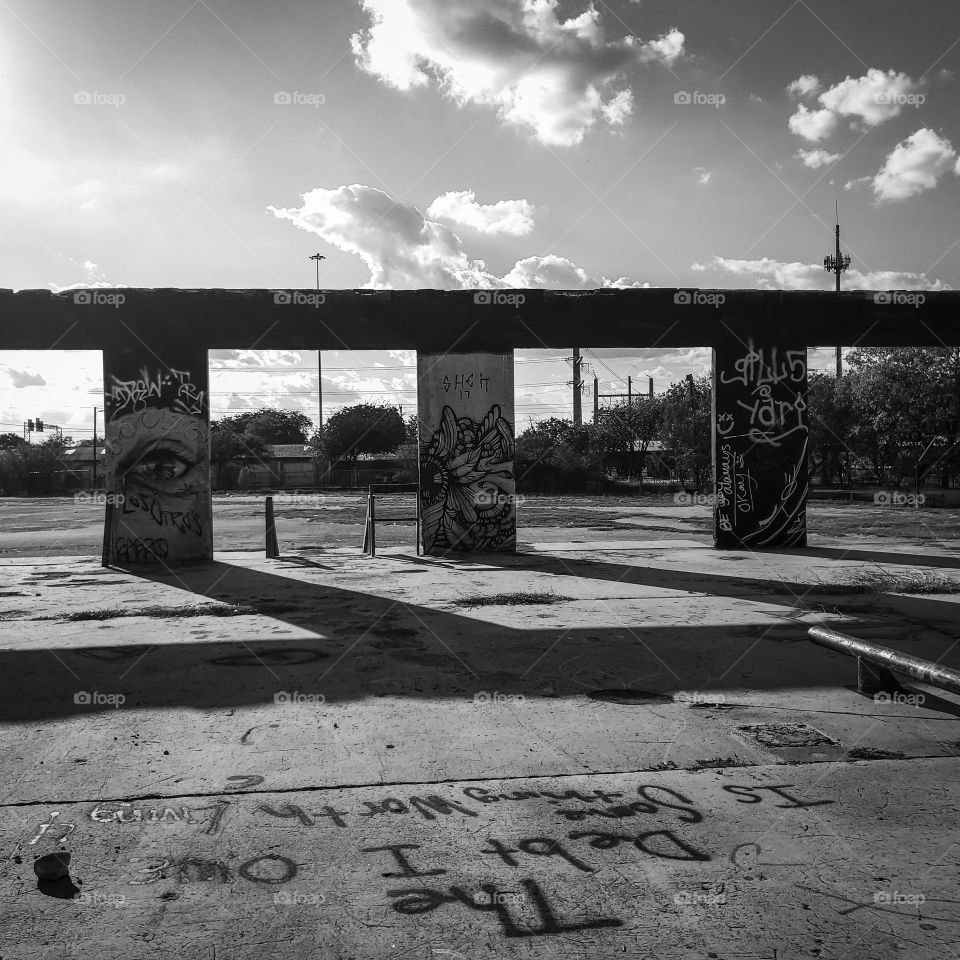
top-left (1, 527), bottom-right (959, 958)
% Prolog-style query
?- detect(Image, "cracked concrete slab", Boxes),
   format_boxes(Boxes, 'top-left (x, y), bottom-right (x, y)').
top-left (1, 540), bottom-right (958, 958)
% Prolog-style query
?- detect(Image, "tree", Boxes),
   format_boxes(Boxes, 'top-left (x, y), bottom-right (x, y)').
top-left (806, 371), bottom-right (858, 486)
top-left (515, 418), bottom-right (594, 492)
top-left (846, 347), bottom-right (960, 488)
top-left (590, 398), bottom-right (663, 481)
top-left (317, 403), bottom-right (406, 466)
top-left (214, 408), bottom-right (312, 445)
top-left (659, 375), bottom-right (712, 491)
top-left (210, 422), bottom-right (268, 469)
top-left (0, 433), bottom-right (27, 450)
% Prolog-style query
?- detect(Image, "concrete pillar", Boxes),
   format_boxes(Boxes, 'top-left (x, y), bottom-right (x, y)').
top-left (102, 345), bottom-right (212, 564)
top-left (712, 336), bottom-right (807, 549)
top-left (417, 351), bottom-right (516, 554)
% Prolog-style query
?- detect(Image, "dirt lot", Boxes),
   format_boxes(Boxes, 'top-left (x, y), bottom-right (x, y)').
top-left (1, 492), bottom-right (958, 557)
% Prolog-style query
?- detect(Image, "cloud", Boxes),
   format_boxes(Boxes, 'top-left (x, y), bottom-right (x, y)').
top-left (787, 74), bottom-right (820, 99)
top-left (787, 104), bottom-right (837, 142)
top-left (269, 184), bottom-right (645, 288)
top-left (7, 369), bottom-right (47, 387)
top-left (693, 166), bottom-right (712, 185)
top-left (868, 127), bottom-right (958, 201)
top-left (501, 254), bottom-right (648, 288)
top-left (692, 255), bottom-right (950, 291)
top-left (788, 68), bottom-right (923, 141)
top-left (47, 260), bottom-right (126, 293)
top-left (426, 189), bottom-right (535, 235)
top-left (350, 0), bottom-right (684, 146)
top-left (796, 148), bottom-right (842, 168)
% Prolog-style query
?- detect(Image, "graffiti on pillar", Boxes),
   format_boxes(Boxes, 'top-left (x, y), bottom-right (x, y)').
top-left (104, 355), bottom-right (211, 564)
top-left (419, 404), bottom-right (516, 551)
top-left (714, 339), bottom-right (807, 548)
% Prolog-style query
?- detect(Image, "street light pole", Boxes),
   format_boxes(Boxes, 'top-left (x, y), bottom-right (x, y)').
top-left (309, 253), bottom-right (326, 430)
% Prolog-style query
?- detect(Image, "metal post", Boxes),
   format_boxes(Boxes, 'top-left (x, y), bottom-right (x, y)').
top-left (369, 492), bottom-right (377, 557)
top-left (101, 500), bottom-right (112, 567)
top-left (265, 496), bottom-right (279, 558)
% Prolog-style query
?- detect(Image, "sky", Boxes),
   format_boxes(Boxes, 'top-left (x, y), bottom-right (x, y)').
top-left (2, 0), bottom-right (959, 441)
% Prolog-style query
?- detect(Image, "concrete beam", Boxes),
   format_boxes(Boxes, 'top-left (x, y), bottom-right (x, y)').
top-left (1, 288), bottom-right (958, 351)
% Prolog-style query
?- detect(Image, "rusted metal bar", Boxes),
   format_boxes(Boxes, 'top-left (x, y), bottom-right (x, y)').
top-left (808, 625), bottom-right (960, 696)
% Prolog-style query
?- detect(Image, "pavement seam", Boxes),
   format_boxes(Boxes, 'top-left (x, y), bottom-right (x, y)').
top-left (1, 753), bottom-right (955, 808)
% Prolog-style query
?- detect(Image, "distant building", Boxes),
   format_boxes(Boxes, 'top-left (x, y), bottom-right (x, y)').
top-left (61, 445), bottom-right (105, 489)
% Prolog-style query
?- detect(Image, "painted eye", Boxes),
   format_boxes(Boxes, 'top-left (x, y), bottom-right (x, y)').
top-left (126, 450), bottom-right (192, 484)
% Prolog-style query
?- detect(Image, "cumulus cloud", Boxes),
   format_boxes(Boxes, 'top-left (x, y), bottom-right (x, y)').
top-left (426, 189), bottom-right (535, 235)
top-left (788, 68), bottom-right (923, 141)
top-left (268, 184), bottom-right (644, 289)
top-left (350, 0), bottom-right (684, 146)
top-left (787, 74), bottom-right (820, 99)
top-left (868, 128), bottom-right (958, 201)
top-left (502, 254), bottom-right (648, 288)
top-left (787, 104), bottom-right (838, 142)
top-left (796, 148), bottom-right (842, 168)
top-left (7, 369), bottom-right (47, 387)
top-left (47, 260), bottom-right (125, 293)
top-left (692, 255), bottom-right (950, 290)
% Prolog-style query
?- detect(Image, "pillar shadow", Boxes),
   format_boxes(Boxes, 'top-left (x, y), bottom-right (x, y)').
top-left (0, 554), bottom-right (958, 722)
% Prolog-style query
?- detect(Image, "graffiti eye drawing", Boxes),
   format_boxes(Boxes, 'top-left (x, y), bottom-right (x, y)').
top-left (125, 449), bottom-right (194, 485)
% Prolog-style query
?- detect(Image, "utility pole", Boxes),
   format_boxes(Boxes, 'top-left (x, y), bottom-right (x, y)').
top-left (572, 347), bottom-right (583, 426)
top-left (823, 203), bottom-right (851, 377)
top-left (593, 376), bottom-right (599, 421)
top-left (627, 376), bottom-right (632, 407)
top-left (310, 253), bottom-right (326, 429)
top-left (92, 406), bottom-right (99, 488)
